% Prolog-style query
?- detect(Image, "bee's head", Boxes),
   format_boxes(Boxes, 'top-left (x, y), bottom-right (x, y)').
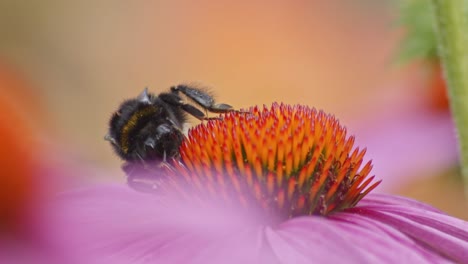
top-left (106, 88), bottom-right (184, 162)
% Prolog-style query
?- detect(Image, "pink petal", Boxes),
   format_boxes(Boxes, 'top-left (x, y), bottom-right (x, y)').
top-left (357, 193), bottom-right (444, 213)
top-left (270, 216), bottom-right (447, 263)
top-left (350, 194), bottom-right (468, 262)
top-left (51, 185), bottom-right (468, 263)
top-left (54, 185), bottom-right (274, 263)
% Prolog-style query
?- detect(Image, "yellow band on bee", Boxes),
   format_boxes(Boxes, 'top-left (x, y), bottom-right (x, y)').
top-left (120, 106), bottom-right (158, 154)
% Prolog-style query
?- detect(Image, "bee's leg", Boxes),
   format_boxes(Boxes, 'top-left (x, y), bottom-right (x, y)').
top-left (180, 104), bottom-right (227, 121)
top-left (122, 162), bottom-right (158, 193)
top-left (179, 104), bottom-right (207, 120)
top-left (158, 92), bottom-right (209, 120)
top-left (162, 151), bottom-right (167, 162)
top-left (170, 85), bottom-right (234, 114)
top-left (123, 161), bottom-right (172, 193)
top-left (126, 172), bottom-right (163, 193)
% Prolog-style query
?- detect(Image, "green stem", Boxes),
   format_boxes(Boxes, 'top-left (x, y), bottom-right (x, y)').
top-left (430, 0), bottom-right (468, 193)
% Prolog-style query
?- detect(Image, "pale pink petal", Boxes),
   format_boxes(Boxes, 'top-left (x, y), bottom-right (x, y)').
top-left (351, 194), bottom-right (468, 262)
top-left (49, 185), bottom-right (468, 263)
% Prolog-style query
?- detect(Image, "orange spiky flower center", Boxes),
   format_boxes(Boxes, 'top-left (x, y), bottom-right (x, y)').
top-left (174, 103), bottom-right (380, 218)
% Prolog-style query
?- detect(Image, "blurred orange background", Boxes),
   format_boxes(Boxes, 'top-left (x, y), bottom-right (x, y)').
top-left (1, 1), bottom-right (466, 219)
top-left (0, 1), bottom-right (399, 164)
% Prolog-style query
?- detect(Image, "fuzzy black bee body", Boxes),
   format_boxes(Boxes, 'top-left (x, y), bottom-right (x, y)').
top-left (106, 85), bottom-right (233, 164)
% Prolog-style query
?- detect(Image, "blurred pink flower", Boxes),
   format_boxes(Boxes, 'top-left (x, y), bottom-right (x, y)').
top-left (0, 84), bottom-right (54, 264)
top-left (350, 85), bottom-right (457, 191)
top-left (0, 67), bottom-right (85, 264)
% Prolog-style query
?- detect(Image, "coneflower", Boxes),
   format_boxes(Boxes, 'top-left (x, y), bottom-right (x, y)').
top-left (58, 103), bottom-right (468, 263)
top-left (172, 103), bottom-right (379, 219)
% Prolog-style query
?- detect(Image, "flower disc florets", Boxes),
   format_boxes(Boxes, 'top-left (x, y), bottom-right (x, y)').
top-left (173, 103), bottom-right (380, 218)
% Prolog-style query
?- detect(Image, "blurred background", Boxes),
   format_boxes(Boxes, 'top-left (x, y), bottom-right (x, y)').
top-left (1, 1), bottom-right (466, 219)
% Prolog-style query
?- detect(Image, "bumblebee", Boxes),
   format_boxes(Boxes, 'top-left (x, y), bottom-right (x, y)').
top-left (105, 84), bottom-right (234, 164)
